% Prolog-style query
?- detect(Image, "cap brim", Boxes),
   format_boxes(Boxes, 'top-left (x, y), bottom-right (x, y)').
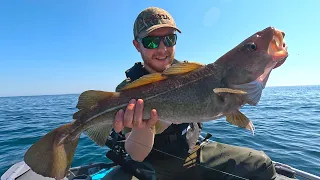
top-left (138, 24), bottom-right (182, 38)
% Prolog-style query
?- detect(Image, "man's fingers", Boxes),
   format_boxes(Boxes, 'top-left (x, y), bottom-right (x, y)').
top-left (123, 99), bottom-right (136, 128)
top-left (133, 99), bottom-right (144, 128)
top-left (113, 109), bottom-right (124, 133)
top-left (147, 109), bottom-right (159, 127)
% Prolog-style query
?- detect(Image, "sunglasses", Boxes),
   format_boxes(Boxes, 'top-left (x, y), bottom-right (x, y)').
top-left (137, 34), bottom-right (177, 49)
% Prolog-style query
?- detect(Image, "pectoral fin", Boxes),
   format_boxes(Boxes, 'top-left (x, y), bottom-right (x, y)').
top-left (213, 88), bottom-right (247, 94)
top-left (226, 109), bottom-right (255, 135)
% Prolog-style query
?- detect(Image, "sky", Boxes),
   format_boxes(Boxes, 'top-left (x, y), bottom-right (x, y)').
top-left (1, 0), bottom-right (319, 97)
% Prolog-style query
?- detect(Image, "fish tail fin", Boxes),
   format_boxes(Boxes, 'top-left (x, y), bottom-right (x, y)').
top-left (226, 110), bottom-right (255, 135)
top-left (24, 122), bottom-right (80, 180)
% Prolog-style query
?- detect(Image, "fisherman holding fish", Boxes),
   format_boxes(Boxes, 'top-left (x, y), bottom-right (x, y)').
top-left (23, 5), bottom-right (291, 180)
top-left (103, 6), bottom-right (286, 180)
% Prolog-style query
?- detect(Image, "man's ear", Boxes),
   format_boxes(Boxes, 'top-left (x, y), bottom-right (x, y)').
top-left (132, 40), bottom-right (141, 52)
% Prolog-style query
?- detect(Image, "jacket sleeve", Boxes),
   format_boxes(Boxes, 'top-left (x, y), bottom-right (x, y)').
top-left (115, 79), bottom-right (130, 92)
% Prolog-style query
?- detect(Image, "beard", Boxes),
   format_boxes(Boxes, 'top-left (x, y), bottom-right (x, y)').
top-left (141, 51), bottom-right (175, 73)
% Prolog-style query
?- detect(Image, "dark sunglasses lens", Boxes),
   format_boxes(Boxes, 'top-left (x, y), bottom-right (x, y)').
top-left (142, 36), bottom-right (160, 49)
top-left (141, 34), bottom-right (177, 49)
top-left (164, 34), bottom-right (177, 47)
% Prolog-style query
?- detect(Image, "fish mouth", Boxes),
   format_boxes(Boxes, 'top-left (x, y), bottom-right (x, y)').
top-left (267, 29), bottom-right (288, 62)
top-left (249, 29), bottom-right (289, 87)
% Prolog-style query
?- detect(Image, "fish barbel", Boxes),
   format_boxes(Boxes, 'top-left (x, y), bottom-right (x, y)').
top-left (23, 26), bottom-right (288, 180)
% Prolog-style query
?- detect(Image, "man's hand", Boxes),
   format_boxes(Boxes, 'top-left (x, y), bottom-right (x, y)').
top-left (113, 99), bottom-right (159, 133)
top-left (112, 98), bottom-right (159, 162)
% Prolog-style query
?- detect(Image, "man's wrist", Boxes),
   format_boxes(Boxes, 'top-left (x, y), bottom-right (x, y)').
top-left (125, 125), bottom-right (155, 162)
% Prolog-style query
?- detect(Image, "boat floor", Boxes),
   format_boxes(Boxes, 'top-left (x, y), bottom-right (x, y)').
top-left (65, 162), bottom-right (301, 180)
top-left (2, 160), bottom-right (319, 180)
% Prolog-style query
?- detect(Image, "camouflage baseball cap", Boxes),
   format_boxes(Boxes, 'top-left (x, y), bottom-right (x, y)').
top-left (133, 7), bottom-right (181, 39)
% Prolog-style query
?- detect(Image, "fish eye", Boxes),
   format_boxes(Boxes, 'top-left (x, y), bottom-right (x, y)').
top-left (246, 42), bottom-right (257, 51)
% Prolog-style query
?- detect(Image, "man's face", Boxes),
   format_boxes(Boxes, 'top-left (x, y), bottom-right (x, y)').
top-left (133, 27), bottom-right (176, 73)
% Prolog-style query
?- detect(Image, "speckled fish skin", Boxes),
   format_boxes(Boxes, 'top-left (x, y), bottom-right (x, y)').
top-left (74, 26), bottom-right (288, 127)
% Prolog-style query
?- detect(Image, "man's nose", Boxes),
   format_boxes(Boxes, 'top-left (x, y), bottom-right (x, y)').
top-left (157, 41), bottom-right (167, 53)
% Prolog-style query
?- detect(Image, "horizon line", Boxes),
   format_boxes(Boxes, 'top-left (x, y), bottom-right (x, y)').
top-left (0, 84), bottom-right (319, 98)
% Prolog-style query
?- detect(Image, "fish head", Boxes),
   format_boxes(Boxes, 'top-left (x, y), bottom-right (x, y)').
top-left (217, 26), bottom-right (288, 105)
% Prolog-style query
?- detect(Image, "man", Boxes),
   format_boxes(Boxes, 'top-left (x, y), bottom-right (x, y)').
top-left (104, 6), bottom-right (278, 180)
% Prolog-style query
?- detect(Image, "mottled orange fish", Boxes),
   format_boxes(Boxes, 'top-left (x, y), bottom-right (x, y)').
top-left (24, 26), bottom-right (288, 180)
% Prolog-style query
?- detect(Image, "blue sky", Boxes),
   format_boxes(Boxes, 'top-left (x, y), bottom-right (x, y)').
top-left (1, 0), bottom-right (319, 97)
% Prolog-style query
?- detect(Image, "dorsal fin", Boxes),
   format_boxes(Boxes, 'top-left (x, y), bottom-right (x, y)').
top-left (162, 61), bottom-right (205, 76)
top-left (119, 73), bottom-right (168, 91)
top-left (119, 61), bottom-right (205, 91)
top-left (76, 90), bottom-right (120, 110)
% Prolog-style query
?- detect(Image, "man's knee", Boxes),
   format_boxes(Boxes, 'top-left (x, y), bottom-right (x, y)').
top-left (247, 150), bottom-right (277, 179)
top-left (198, 142), bottom-right (276, 179)
top-left (251, 150), bottom-right (273, 168)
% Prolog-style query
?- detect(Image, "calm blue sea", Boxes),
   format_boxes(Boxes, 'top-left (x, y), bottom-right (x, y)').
top-left (0, 85), bottom-right (319, 177)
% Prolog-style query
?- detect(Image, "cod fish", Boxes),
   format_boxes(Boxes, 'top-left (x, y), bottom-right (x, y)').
top-left (23, 26), bottom-right (288, 180)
